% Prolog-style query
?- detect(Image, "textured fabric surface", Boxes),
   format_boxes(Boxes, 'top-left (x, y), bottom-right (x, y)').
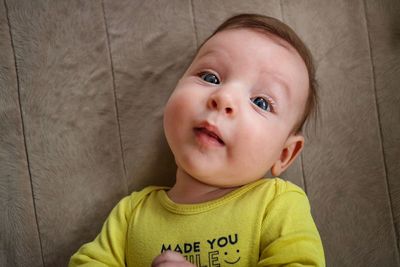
top-left (0, 2), bottom-right (43, 267)
top-left (1, 0), bottom-right (399, 266)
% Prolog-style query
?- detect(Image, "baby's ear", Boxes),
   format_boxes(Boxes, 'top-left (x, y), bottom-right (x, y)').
top-left (271, 134), bottom-right (304, 176)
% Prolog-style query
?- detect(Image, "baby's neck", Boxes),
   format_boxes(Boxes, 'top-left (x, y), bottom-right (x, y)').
top-left (167, 168), bottom-right (239, 204)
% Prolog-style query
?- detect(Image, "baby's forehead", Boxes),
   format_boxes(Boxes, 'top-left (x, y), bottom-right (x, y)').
top-left (195, 29), bottom-right (308, 81)
top-left (199, 28), bottom-right (298, 58)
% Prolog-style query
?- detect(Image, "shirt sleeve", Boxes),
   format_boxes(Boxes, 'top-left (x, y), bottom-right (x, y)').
top-left (68, 194), bottom-right (133, 267)
top-left (258, 181), bottom-right (325, 267)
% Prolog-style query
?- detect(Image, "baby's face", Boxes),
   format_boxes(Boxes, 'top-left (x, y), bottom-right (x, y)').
top-left (163, 28), bottom-right (309, 187)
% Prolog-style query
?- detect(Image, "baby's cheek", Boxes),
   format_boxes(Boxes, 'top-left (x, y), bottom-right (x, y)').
top-left (164, 92), bottom-right (196, 140)
top-left (235, 124), bottom-right (275, 165)
top-left (164, 96), bottom-right (185, 121)
top-left (167, 90), bottom-right (195, 114)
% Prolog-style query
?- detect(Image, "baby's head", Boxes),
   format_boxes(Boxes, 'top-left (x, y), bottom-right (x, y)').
top-left (163, 14), bottom-right (317, 188)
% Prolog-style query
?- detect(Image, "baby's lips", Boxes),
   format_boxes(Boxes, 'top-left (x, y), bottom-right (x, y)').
top-left (195, 127), bottom-right (225, 145)
top-left (195, 121), bottom-right (225, 145)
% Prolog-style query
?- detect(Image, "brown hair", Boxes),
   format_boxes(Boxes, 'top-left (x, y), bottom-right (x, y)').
top-left (198, 14), bottom-right (318, 134)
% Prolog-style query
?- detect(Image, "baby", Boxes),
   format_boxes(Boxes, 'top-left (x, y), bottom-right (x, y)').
top-left (69, 14), bottom-right (325, 267)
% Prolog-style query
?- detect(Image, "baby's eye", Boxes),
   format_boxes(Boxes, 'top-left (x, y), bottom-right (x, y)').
top-left (251, 96), bottom-right (273, 112)
top-left (200, 72), bottom-right (220, 84)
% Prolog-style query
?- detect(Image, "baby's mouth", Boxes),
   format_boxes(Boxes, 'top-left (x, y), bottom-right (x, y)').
top-left (194, 127), bottom-right (225, 145)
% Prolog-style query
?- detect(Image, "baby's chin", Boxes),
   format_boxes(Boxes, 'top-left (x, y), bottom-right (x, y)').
top-left (190, 172), bottom-right (262, 189)
top-left (176, 155), bottom-right (270, 188)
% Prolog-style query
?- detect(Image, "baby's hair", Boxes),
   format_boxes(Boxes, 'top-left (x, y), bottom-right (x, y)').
top-left (198, 13), bottom-right (318, 134)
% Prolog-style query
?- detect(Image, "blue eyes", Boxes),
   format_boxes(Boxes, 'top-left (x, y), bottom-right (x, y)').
top-left (199, 72), bottom-right (274, 112)
top-left (200, 72), bottom-right (220, 84)
top-left (251, 97), bottom-right (271, 112)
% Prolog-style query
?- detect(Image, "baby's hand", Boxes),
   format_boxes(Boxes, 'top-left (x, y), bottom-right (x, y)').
top-left (151, 251), bottom-right (196, 267)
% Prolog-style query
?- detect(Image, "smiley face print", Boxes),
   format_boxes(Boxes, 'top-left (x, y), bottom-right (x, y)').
top-left (223, 249), bottom-right (241, 264)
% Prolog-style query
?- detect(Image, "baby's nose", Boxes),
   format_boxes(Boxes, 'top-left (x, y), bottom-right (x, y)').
top-left (207, 91), bottom-right (236, 116)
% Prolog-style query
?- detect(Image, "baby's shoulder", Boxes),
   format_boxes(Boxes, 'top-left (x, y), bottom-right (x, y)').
top-left (256, 177), bottom-right (305, 192)
top-left (113, 185), bottom-right (169, 213)
top-left (127, 185), bottom-right (169, 202)
top-left (254, 178), bottom-right (307, 201)
top-left (272, 177), bottom-right (305, 194)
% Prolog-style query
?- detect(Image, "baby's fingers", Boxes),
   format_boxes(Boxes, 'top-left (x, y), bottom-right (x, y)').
top-left (151, 251), bottom-right (195, 267)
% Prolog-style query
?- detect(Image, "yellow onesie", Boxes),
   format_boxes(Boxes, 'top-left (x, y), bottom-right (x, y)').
top-left (69, 178), bottom-right (325, 266)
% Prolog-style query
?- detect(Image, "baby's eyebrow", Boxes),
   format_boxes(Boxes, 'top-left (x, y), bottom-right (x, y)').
top-left (193, 49), bottom-right (230, 71)
top-left (197, 49), bottom-right (217, 58)
top-left (260, 71), bottom-right (291, 100)
top-left (196, 48), bottom-right (229, 61)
